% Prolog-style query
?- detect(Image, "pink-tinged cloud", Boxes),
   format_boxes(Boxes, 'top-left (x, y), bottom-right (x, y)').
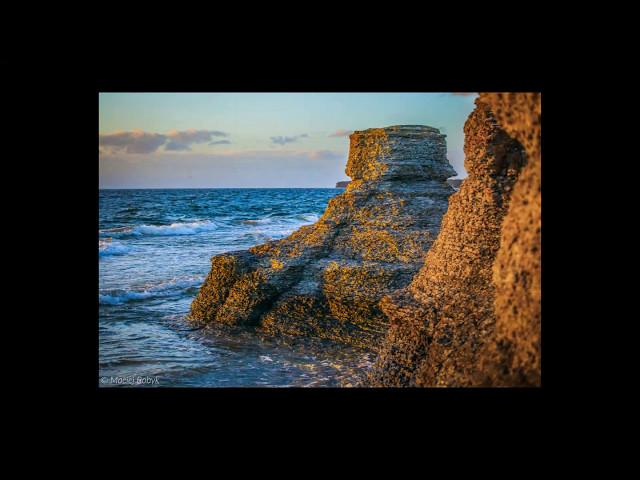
top-left (99, 129), bottom-right (228, 154)
top-left (328, 129), bottom-right (353, 137)
top-left (99, 130), bottom-right (167, 154)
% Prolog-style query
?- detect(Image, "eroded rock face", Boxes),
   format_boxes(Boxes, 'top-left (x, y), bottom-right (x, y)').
top-left (367, 101), bottom-right (527, 386)
top-left (475, 93), bottom-right (541, 386)
top-left (189, 125), bottom-right (455, 348)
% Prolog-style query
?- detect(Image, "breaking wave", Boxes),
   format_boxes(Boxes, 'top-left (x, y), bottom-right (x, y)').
top-left (99, 239), bottom-right (132, 257)
top-left (100, 220), bottom-right (219, 238)
top-left (99, 276), bottom-right (204, 305)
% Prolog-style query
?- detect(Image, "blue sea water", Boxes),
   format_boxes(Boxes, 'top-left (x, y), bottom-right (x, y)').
top-left (99, 189), bottom-right (375, 387)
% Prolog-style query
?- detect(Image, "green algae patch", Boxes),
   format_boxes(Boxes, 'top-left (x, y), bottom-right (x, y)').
top-left (261, 292), bottom-right (387, 349)
top-left (215, 270), bottom-right (277, 326)
top-left (270, 259), bottom-right (284, 270)
top-left (322, 261), bottom-right (394, 325)
top-left (189, 254), bottom-right (245, 324)
top-left (346, 129), bottom-right (391, 181)
top-left (345, 227), bottom-right (401, 262)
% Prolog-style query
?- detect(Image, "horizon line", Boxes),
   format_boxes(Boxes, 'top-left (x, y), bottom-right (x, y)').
top-left (99, 186), bottom-right (348, 190)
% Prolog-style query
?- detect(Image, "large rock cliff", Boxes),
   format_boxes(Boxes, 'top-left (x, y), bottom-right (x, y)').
top-left (190, 125), bottom-right (456, 348)
top-left (475, 93), bottom-right (541, 386)
top-left (367, 100), bottom-right (527, 386)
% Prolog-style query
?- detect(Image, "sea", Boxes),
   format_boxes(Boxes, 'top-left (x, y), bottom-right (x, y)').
top-left (99, 188), bottom-right (375, 387)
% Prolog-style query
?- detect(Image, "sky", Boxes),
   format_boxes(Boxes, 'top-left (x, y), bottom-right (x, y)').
top-left (99, 93), bottom-right (478, 188)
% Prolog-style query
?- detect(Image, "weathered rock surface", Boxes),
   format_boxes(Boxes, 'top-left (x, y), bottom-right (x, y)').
top-left (475, 93), bottom-right (541, 386)
top-left (367, 100), bottom-right (527, 386)
top-left (335, 181), bottom-right (351, 188)
top-left (190, 125), bottom-right (455, 348)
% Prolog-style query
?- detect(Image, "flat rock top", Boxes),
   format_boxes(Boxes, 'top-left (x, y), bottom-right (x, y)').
top-left (347, 124), bottom-right (454, 182)
top-left (352, 125), bottom-right (443, 137)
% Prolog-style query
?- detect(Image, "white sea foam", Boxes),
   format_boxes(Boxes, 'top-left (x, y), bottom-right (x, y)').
top-left (297, 213), bottom-right (320, 223)
top-left (99, 239), bottom-right (132, 257)
top-left (99, 276), bottom-right (204, 305)
top-left (241, 218), bottom-right (272, 225)
top-left (241, 213), bottom-right (319, 226)
top-left (100, 220), bottom-right (218, 238)
top-left (233, 212), bottom-right (321, 242)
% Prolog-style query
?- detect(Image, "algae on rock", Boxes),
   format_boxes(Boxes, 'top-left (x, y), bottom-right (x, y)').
top-left (367, 101), bottom-right (527, 386)
top-left (189, 125), bottom-right (456, 348)
top-left (475, 93), bottom-right (542, 387)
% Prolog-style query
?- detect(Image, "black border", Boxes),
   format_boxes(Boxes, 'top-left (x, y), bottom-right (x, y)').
top-left (85, 69), bottom-right (554, 412)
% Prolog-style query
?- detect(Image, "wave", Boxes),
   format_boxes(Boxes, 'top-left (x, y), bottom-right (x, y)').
top-left (241, 218), bottom-right (272, 225)
top-left (99, 276), bottom-right (204, 305)
top-left (99, 239), bottom-right (132, 257)
top-left (236, 212), bottom-right (321, 241)
top-left (100, 220), bottom-right (218, 238)
top-left (241, 212), bottom-right (319, 226)
top-left (295, 213), bottom-right (320, 223)
top-left (100, 213), bottom-right (319, 240)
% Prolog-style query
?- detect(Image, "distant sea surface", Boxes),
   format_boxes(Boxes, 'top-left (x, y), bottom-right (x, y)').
top-left (99, 188), bottom-right (374, 387)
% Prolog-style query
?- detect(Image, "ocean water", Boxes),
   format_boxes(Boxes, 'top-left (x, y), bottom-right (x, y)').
top-left (99, 189), bottom-right (375, 387)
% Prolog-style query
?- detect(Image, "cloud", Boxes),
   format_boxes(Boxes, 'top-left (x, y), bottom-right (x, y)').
top-left (164, 141), bottom-right (192, 151)
top-left (163, 129), bottom-right (229, 151)
top-left (99, 129), bottom-right (229, 154)
top-left (209, 140), bottom-right (231, 145)
top-left (270, 134), bottom-right (308, 146)
top-left (328, 129), bottom-right (353, 137)
top-left (166, 129), bottom-right (226, 143)
top-left (99, 130), bottom-right (168, 154)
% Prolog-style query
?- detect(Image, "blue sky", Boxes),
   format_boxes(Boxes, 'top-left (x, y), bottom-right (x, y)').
top-left (99, 93), bottom-right (477, 188)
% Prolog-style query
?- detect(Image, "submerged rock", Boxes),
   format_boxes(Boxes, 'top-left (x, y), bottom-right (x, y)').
top-left (367, 100), bottom-right (527, 386)
top-left (190, 125), bottom-right (456, 348)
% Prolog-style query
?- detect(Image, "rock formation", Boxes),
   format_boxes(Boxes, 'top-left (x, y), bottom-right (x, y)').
top-left (335, 181), bottom-right (351, 188)
top-left (475, 93), bottom-right (541, 386)
top-left (190, 125), bottom-right (455, 348)
top-left (367, 100), bottom-right (527, 386)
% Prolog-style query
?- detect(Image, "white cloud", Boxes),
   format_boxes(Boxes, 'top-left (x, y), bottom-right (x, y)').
top-left (99, 129), bottom-right (229, 154)
top-left (270, 134), bottom-right (308, 146)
